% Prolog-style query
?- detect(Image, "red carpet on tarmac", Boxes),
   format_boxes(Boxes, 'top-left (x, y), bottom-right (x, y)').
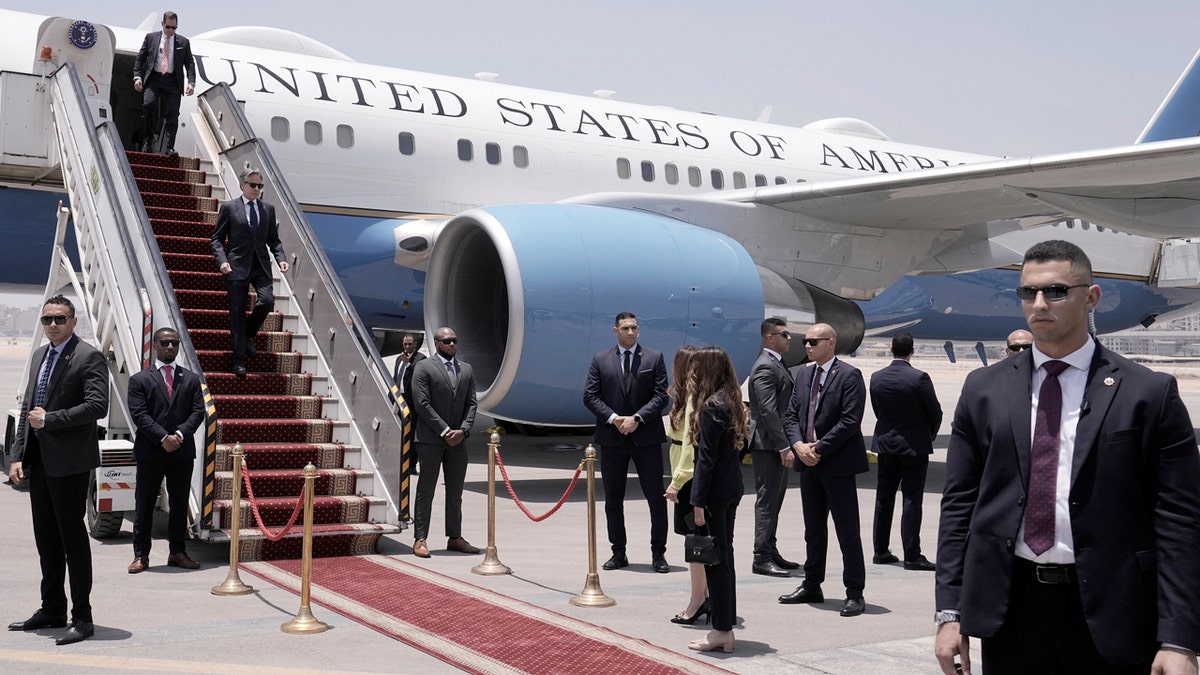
top-left (243, 555), bottom-right (732, 675)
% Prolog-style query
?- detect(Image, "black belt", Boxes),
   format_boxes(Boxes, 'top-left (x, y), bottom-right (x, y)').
top-left (669, 439), bottom-right (682, 445)
top-left (1015, 557), bottom-right (1077, 585)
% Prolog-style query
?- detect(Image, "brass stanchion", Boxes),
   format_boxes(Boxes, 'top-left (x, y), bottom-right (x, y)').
top-left (281, 463), bottom-right (329, 633)
top-left (473, 433), bottom-right (511, 575)
top-left (570, 444), bottom-right (614, 607)
top-left (212, 442), bottom-right (253, 596)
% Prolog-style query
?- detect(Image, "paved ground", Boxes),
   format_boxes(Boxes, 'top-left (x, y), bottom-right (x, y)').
top-left (2, 346), bottom-right (1199, 673)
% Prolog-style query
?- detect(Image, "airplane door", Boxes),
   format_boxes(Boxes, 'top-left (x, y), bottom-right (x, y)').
top-left (33, 17), bottom-right (116, 125)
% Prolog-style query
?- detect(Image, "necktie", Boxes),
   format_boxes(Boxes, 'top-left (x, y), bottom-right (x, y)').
top-left (446, 359), bottom-right (457, 381)
top-left (159, 37), bottom-right (170, 74)
top-left (33, 348), bottom-right (57, 409)
top-left (806, 365), bottom-right (821, 443)
top-left (1024, 359), bottom-right (1069, 555)
top-left (249, 200), bottom-right (259, 232)
top-left (622, 350), bottom-right (632, 389)
top-left (162, 364), bottom-right (174, 398)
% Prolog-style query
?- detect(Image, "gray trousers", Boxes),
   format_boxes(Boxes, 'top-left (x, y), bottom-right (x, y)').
top-left (413, 440), bottom-right (468, 541)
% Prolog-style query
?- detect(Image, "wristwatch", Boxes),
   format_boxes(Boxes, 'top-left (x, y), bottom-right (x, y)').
top-left (633, 414), bottom-right (643, 425)
top-left (934, 610), bottom-right (960, 626)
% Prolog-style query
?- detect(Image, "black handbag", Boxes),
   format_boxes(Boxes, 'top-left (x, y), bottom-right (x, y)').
top-left (684, 526), bottom-right (721, 566)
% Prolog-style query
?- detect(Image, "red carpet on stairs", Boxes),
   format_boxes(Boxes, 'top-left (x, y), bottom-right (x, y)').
top-left (243, 555), bottom-right (734, 675)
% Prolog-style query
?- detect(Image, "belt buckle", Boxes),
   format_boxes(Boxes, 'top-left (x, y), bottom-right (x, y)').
top-left (1034, 564), bottom-right (1071, 584)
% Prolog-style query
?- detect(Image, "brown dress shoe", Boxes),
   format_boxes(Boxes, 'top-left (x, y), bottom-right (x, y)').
top-left (166, 553), bottom-right (200, 569)
top-left (447, 537), bottom-right (481, 554)
top-left (413, 539), bottom-right (431, 558)
top-left (128, 556), bottom-right (149, 574)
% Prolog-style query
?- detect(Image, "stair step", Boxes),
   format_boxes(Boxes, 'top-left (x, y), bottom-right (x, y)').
top-left (169, 269), bottom-right (225, 292)
top-left (126, 150), bottom-right (201, 170)
top-left (197, 350), bottom-right (304, 375)
top-left (152, 219), bottom-right (217, 239)
top-left (129, 163), bottom-right (206, 184)
top-left (182, 309), bottom-right (282, 331)
top-left (213, 394), bottom-right (325, 420)
top-left (163, 252), bottom-right (217, 273)
top-left (134, 177), bottom-right (212, 197)
top-left (222, 528), bottom-right (396, 561)
top-left (213, 468), bottom-right (364, 500)
top-left (190, 329), bottom-right (292, 353)
top-left (204, 373), bottom-right (312, 396)
top-left (157, 235), bottom-right (214, 256)
top-left (142, 192), bottom-right (218, 213)
top-left (214, 442), bottom-right (345, 470)
top-left (215, 418), bottom-right (335, 444)
top-left (145, 205), bottom-right (215, 224)
top-left (214, 495), bottom-right (381, 529)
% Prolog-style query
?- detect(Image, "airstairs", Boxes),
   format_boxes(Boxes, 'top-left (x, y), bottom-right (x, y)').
top-left (5, 62), bottom-right (409, 560)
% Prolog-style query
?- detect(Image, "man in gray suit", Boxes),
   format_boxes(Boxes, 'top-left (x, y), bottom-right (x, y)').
top-left (8, 295), bottom-right (109, 645)
top-left (748, 317), bottom-right (799, 577)
top-left (410, 326), bottom-right (479, 559)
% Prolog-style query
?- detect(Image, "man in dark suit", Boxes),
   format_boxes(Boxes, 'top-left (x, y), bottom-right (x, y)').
top-left (132, 11), bottom-right (196, 155)
top-left (392, 334), bottom-right (426, 459)
top-left (583, 311), bottom-right (671, 573)
top-left (126, 327), bottom-right (206, 574)
top-left (7, 295), bottom-right (108, 645)
top-left (868, 332), bottom-right (941, 571)
top-left (935, 240), bottom-right (1200, 674)
top-left (778, 323), bottom-right (869, 617)
top-left (211, 168), bottom-right (289, 378)
top-left (1005, 328), bottom-right (1033, 357)
top-left (748, 317), bottom-right (799, 577)
top-left (410, 326), bottom-right (479, 558)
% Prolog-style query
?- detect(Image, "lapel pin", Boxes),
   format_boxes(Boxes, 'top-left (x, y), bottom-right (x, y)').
top-left (1103, 377), bottom-right (1114, 386)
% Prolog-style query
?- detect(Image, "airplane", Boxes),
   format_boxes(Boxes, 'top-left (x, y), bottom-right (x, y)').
top-left (3, 9), bottom-right (1200, 428)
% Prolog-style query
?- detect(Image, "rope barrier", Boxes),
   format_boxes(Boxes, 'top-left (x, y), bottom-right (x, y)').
top-left (241, 461), bottom-right (307, 542)
top-left (494, 448), bottom-right (584, 522)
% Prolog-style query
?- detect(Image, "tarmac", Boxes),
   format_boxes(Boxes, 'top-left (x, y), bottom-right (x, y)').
top-left (3, 345), bottom-right (1200, 674)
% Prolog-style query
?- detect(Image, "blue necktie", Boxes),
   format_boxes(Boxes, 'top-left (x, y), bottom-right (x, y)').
top-left (33, 348), bottom-right (57, 409)
top-left (249, 200), bottom-right (259, 233)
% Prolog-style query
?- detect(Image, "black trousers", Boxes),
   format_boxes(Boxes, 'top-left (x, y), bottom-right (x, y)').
top-left (141, 71), bottom-right (182, 151)
top-left (224, 261), bottom-right (274, 365)
top-left (412, 440), bottom-right (468, 541)
top-left (751, 448), bottom-right (789, 561)
top-left (26, 438), bottom-right (92, 622)
top-left (872, 453), bottom-right (929, 560)
top-left (799, 468), bottom-right (865, 597)
top-left (600, 440), bottom-right (667, 557)
top-left (132, 458), bottom-right (193, 557)
top-left (702, 498), bottom-right (739, 631)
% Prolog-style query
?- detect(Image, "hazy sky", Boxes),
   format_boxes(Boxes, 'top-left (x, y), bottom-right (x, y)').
top-left (5, 1), bottom-right (1199, 157)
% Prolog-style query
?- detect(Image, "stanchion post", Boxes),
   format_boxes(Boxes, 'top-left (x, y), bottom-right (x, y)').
top-left (282, 463), bottom-right (329, 633)
top-left (212, 442), bottom-right (254, 596)
top-left (570, 444), bottom-right (614, 607)
top-left (473, 432), bottom-right (512, 575)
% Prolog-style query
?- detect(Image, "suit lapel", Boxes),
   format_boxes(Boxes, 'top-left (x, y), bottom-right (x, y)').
top-left (1071, 347), bottom-right (1117, 485)
top-left (1007, 352), bottom-right (1034, 491)
top-left (44, 336), bottom-right (79, 401)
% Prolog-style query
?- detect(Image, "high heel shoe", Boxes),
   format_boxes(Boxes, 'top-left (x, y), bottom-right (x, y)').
top-left (670, 598), bottom-right (711, 625)
top-left (688, 630), bottom-right (734, 653)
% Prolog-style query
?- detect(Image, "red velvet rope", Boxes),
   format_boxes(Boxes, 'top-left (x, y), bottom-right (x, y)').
top-left (494, 448), bottom-right (584, 522)
top-left (240, 461), bottom-right (306, 542)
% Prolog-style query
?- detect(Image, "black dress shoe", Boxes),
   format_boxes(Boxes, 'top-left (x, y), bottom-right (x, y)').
top-left (904, 556), bottom-right (936, 571)
top-left (55, 620), bottom-right (94, 645)
top-left (602, 554), bottom-right (628, 571)
top-left (840, 597), bottom-right (865, 617)
top-left (872, 551), bottom-right (900, 564)
top-left (166, 148), bottom-right (178, 157)
top-left (752, 560), bottom-right (791, 577)
top-left (771, 554), bottom-right (800, 570)
top-left (778, 585), bottom-right (824, 604)
top-left (233, 363), bottom-right (247, 378)
top-left (651, 556), bottom-right (669, 573)
top-left (8, 610), bottom-right (67, 631)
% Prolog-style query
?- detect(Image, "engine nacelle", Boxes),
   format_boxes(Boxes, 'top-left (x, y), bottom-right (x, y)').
top-left (424, 204), bottom-right (764, 425)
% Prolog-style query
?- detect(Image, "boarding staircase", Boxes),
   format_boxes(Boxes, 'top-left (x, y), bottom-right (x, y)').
top-left (26, 62), bottom-right (409, 560)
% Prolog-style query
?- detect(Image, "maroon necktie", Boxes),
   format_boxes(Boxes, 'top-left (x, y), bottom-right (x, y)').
top-left (806, 365), bottom-right (821, 443)
top-left (162, 364), bottom-right (174, 398)
top-left (1024, 360), bottom-right (1068, 555)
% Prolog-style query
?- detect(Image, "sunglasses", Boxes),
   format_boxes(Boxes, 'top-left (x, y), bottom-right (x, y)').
top-left (163, 25), bottom-right (177, 30)
top-left (1007, 343), bottom-right (1032, 352)
top-left (769, 331), bottom-right (790, 338)
top-left (158, 339), bottom-right (181, 347)
top-left (1015, 284), bottom-right (1089, 301)
top-left (438, 338), bottom-right (458, 345)
top-left (246, 182), bottom-right (264, 189)
top-left (40, 315), bottom-right (69, 325)
top-left (802, 337), bottom-right (830, 346)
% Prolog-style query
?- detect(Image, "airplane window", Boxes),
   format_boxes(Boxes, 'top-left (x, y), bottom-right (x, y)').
top-left (513, 145), bottom-right (528, 167)
top-left (641, 161), bottom-right (654, 182)
top-left (688, 166), bottom-right (701, 187)
top-left (755, 174), bottom-right (767, 187)
top-left (398, 132), bottom-right (415, 155)
top-left (711, 169), bottom-right (724, 189)
top-left (304, 121), bottom-right (322, 145)
top-left (486, 142), bottom-right (501, 165)
top-left (733, 172), bottom-right (746, 189)
top-left (775, 176), bottom-right (786, 185)
top-left (458, 139), bottom-right (473, 161)
top-left (665, 162), bottom-right (679, 185)
top-left (617, 158), bottom-right (631, 179)
top-left (271, 116), bottom-right (289, 142)
top-left (336, 124), bottom-right (353, 149)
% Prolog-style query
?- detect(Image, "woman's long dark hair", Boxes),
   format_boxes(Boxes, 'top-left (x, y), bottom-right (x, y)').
top-left (668, 344), bottom-right (699, 433)
top-left (685, 346), bottom-right (748, 448)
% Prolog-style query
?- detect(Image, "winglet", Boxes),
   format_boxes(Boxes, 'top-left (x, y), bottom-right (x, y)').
top-left (1137, 47), bottom-right (1200, 143)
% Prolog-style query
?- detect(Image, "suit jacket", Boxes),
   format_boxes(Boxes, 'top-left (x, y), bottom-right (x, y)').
top-left (11, 335), bottom-right (109, 477)
top-left (690, 397), bottom-right (746, 507)
top-left (748, 349), bottom-right (793, 452)
top-left (211, 198), bottom-right (285, 281)
top-left (869, 359), bottom-right (942, 457)
top-left (935, 342), bottom-right (1200, 663)
top-left (411, 356), bottom-right (477, 445)
top-left (782, 357), bottom-right (869, 477)
top-left (392, 351), bottom-right (427, 401)
top-left (133, 31), bottom-right (196, 90)
top-left (127, 363), bottom-right (206, 462)
top-left (583, 344), bottom-right (668, 447)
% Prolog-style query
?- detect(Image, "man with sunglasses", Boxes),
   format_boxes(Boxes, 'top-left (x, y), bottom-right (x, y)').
top-left (211, 168), bottom-right (289, 378)
top-left (126, 328), bottom-right (205, 574)
top-left (410, 327), bottom-right (479, 558)
top-left (748, 317), bottom-right (799, 577)
top-left (8, 295), bottom-right (108, 645)
top-left (132, 11), bottom-right (196, 155)
top-left (1005, 329), bottom-right (1033, 357)
top-left (935, 240), bottom-right (1200, 674)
